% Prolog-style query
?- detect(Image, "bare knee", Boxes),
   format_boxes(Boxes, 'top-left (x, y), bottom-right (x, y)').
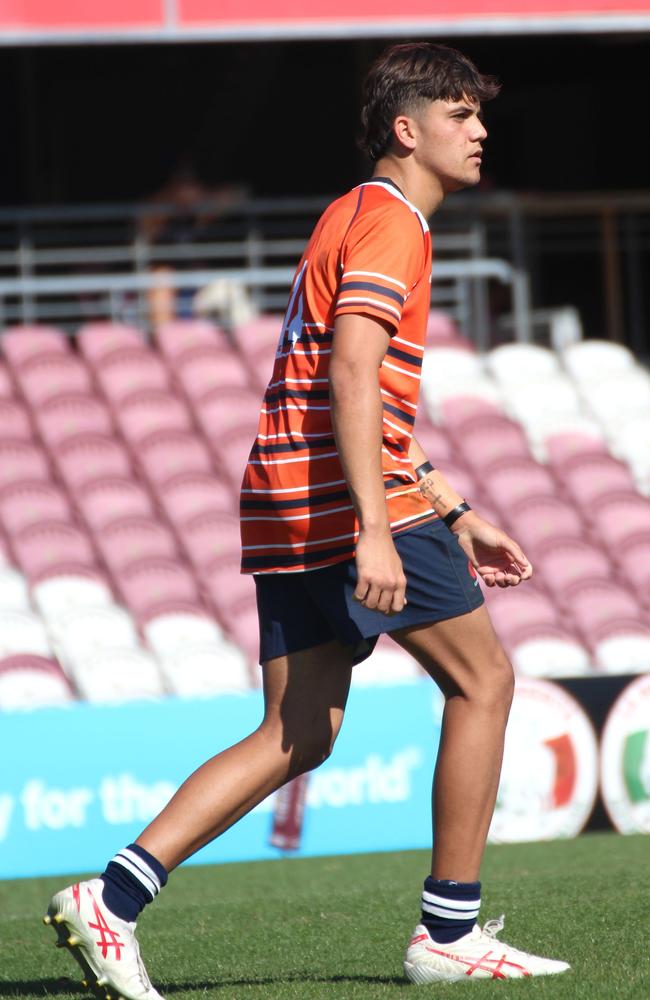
top-left (259, 712), bottom-right (343, 778)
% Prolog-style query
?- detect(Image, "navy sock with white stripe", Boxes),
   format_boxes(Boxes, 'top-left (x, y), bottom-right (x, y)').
top-left (421, 876), bottom-right (481, 944)
top-left (100, 843), bottom-right (168, 922)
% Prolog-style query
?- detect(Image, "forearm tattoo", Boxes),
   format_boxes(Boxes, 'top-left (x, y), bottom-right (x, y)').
top-left (418, 474), bottom-right (452, 512)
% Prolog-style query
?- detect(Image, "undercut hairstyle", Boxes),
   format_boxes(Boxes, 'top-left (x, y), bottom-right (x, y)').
top-left (360, 42), bottom-right (500, 162)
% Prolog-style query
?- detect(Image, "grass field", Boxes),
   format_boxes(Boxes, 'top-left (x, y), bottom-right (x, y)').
top-left (1, 832), bottom-right (647, 1000)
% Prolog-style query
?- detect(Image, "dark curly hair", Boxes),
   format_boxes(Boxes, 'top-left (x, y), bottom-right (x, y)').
top-left (360, 42), bottom-right (500, 162)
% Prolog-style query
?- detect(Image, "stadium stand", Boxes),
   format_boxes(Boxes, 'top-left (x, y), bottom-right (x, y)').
top-left (0, 315), bottom-right (649, 708)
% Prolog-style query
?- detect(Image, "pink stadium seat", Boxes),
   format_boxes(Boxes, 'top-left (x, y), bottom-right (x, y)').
top-left (77, 477), bottom-right (154, 532)
top-left (425, 311), bottom-right (474, 350)
top-left (437, 397), bottom-right (503, 427)
top-left (116, 389), bottom-right (192, 445)
top-left (116, 557), bottom-right (203, 621)
top-left (0, 399), bottom-right (32, 441)
top-left (410, 419), bottom-right (455, 464)
top-left (590, 493), bottom-right (650, 548)
top-left (233, 316), bottom-right (282, 356)
top-left (203, 554), bottom-right (255, 614)
top-left (505, 623), bottom-right (592, 678)
top-left (213, 424), bottom-right (257, 489)
top-left (0, 481), bottom-right (72, 534)
top-left (563, 578), bottom-right (643, 633)
top-left (0, 653), bottom-right (75, 708)
top-left (16, 355), bottom-right (93, 407)
top-left (544, 430), bottom-right (609, 467)
top-left (158, 472), bottom-right (235, 525)
top-left (0, 361), bottom-right (14, 398)
top-left (484, 586), bottom-right (561, 643)
top-left (222, 595), bottom-right (260, 665)
top-left (193, 386), bottom-right (262, 438)
top-left (180, 511), bottom-right (242, 569)
top-left (155, 320), bottom-right (228, 361)
top-left (12, 521), bottom-right (96, 579)
top-left (54, 434), bottom-right (132, 490)
top-left (614, 533), bottom-right (650, 608)
top-left (534, 538), bottom-right (613, 595)
top-left (1, 326), bottom-right (69, 368)
top-left (176, 346), bottom-right (252, 398)
top-left (556, 454), bottom-right (637, 507)
top-left (95, 348), bottom-right (170, 402)
top-left (482, 457), bottom-right (557, 506)
top-left (77, 323), bottom-right (147, 364)
top-left (432, 460), bottom-right (477, 501)
top-left (454, 414), bottom-right (532, 470)
top-left (508, 495), bottom-right (585, 551)
top-left (34, 393), bottom-right (113, 448)
top-left (95, 517), bottom-right (179, 575)
top-left (137, 429), bottom-right (213, 486)
top-left (0, 440), bottom-right (50, 490)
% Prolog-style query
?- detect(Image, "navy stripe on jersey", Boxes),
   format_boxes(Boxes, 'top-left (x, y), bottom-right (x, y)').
top-left (338, 280), bottom-right (405, 305)
top-left (253, 437), bottom-right (337, 456)
top-left (241, 488), bottom-right (350, 512)
top-left (243, 543), bottom-right (355, 570)
top-left (383, 401), bottom-right (416, 426)
top-left (264, 387), bottom-right (331, 404)
top-left (384, 476), bottom-right (414, 489)
top-left (386, 344), bottom-right (423, 368)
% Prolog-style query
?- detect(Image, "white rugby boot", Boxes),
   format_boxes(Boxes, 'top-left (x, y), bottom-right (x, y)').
top-left (44, 878), bottom-right (164, 1000)
top-left (404, 914), bottom-right (571, 984)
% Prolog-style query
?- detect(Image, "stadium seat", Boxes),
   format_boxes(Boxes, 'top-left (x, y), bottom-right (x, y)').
top-left (540, 416), bottom-right (609, 466)
top-left (0, 566), bottom-right (31, 612)
top-left (425, 310), bottom-right (474, 349)
top-left (0, 653), bottom-right (74, 709)
top-left (179, 511), bottom-right (242, 569)
top-left (11, 522), bottom-right (97, 580)
top-left (50, 605), bottom-right (141, 670)
top-left (486, 343), bottom-right (561, 383)
top-left (410, 418), bottom-right (455, 464)
top-left (533, 538), bottom-right (613, 595)
top-left (95, 517), bottom-right (179, 575)
top-left (0, 361), bottom-right (14, 398)
top-left (53, 433), bottom-right (133, 490)
top-left (453, 414), bottom-right (531, 470)
top-left (421, 346), bottom-right (483, 387)
top-left (213, 424), bottom-right (257, 489)
top-left (192, 385), bottom-right (262, 438)
top-left (95, 348), bottom-right (170, 402)
top-left (225, 595), bottom-right (261, 668)
top-left (432, 393), bottom-right (503, 428)
top-left (233, 315), bottom-right (282, 357)
top-left (481, 457), bottom-right (557, 506)
top-left (508, 495), bottom-right (585, 551)
top-left (16, 355), bottom-right (93, 408)
top-left (507, 624), bottom-right (592, 678)
top-left (1, 326), bottom-right (69, 368)
top-left (0, 399), bottom-right (33, 441)
top-left (143, 610), bottom-right (224, 657)
top-left (562, 339), bottom-right (636, 382)
top-left (555, 453), bottom-right (637, 507)
top-left (77, 477), bottom-right (154, 532)
top-left (158, 640), bottom-right (252, 697)
top-left (579, 371), bottom-right (650, 426)
top-left (0, 441), bottom-right (51, 490)
top-left (136, 429), bottom-right (213, 486)
top-left (155, 319), bottom-right (229, 361)
top-left (116, 557), bottom-right (203, 621)
top-left (608, 414), bottom-right (650, 491)
top-left (158, 472), bottom-right (236, 525)
top-left (590, 492), bottom-right (650, 548)
top-left (504, 375), bottom-right (583, 428)
top-left (203, 554), bottom-right (256, 616)
top-left (71, 647), bottom-right (165, 703)
top-left (114, 389), bottom-right (193, 447)
top-left (614, 533), bottom-right (650, 608)
top-left (430, 459), bottom-right (477, 501)
top-left (590, 619), bottom-right (650, 674)
top-left (33, 393), bottom-right (114, 448)
top-left (175, 346), bottom-right (252, 398)
top-left (0, 609), bottom-right (52, 658)
top-left (562, 578), bottom-right (643, 633)
top-left (0, 481), bottom-right (72, 535)
top-left (77, 323), bottom-right (148, 364)
top-left (31, 570), bottom-right (113, 622)
top-left (484, 586), bottom-right (561, 643)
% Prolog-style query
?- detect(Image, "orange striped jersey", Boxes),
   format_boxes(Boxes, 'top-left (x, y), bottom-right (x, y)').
top-left (240, 178), bottom-right (435, 573)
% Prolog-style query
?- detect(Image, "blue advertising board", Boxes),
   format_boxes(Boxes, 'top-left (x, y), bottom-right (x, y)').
top-left (0, 680), bottom-right (443, 879)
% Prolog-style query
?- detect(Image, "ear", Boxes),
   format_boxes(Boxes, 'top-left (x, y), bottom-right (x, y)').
top-left (393, 114), bottom-right (418, 153)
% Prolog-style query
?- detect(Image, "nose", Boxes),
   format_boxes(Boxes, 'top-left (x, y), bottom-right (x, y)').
top-left (474, 117), bottom-right (488, 142)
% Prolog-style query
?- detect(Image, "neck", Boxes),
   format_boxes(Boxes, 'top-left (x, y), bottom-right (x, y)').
top-left (371, 156), bottom-right (446, 218)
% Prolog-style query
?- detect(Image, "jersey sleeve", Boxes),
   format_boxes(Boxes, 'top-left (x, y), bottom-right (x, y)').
top-left (335, 198), bottom-right (427, 333)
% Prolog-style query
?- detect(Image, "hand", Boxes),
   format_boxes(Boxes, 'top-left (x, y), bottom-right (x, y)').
top-left (354, 527), bottom-right (407, 614)
top-left (452, 512), bottom-right (532, 588)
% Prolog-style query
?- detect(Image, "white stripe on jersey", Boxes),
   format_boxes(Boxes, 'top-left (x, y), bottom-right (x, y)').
top-left (337, 296), bottom-right (402, 320)
top-left (342, 269), bottom-right (407, 290)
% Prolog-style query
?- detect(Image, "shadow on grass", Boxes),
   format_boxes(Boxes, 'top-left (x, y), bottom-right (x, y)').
top-left (0, 973), bottom-right (408, 996)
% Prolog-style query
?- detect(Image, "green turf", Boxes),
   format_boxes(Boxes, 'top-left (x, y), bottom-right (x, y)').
top-left (0, 832), bottom-right (648, 999)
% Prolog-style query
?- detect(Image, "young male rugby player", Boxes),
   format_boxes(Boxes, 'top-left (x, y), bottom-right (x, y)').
top-left (45, 43), bottom-right (570, 996)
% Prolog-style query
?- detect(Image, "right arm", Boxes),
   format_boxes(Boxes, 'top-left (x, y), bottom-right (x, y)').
top-left (329, 313), bottom-right (407, 615)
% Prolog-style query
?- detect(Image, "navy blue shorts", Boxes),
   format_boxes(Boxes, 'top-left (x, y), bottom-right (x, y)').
top-left (254, 518), bottom-right (485, 665)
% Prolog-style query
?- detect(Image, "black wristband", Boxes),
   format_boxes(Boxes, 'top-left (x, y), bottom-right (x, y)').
top-left (415, 461), bottom-right (435, 480)
top-left (444, 501), bottom-right (472, 529)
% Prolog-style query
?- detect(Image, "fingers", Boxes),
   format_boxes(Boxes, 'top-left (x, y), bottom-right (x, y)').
top-left (353, 575), bottom-right (407, 614)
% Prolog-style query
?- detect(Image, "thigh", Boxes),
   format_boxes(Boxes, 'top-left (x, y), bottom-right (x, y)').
top-left (390, 604), bottom-right (511, 699)
top-left (262, 639), bottom-right (355, 749)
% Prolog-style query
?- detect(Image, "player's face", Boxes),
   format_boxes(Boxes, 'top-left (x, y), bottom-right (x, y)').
top-left (412, 97), bottom-right (487, 192)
